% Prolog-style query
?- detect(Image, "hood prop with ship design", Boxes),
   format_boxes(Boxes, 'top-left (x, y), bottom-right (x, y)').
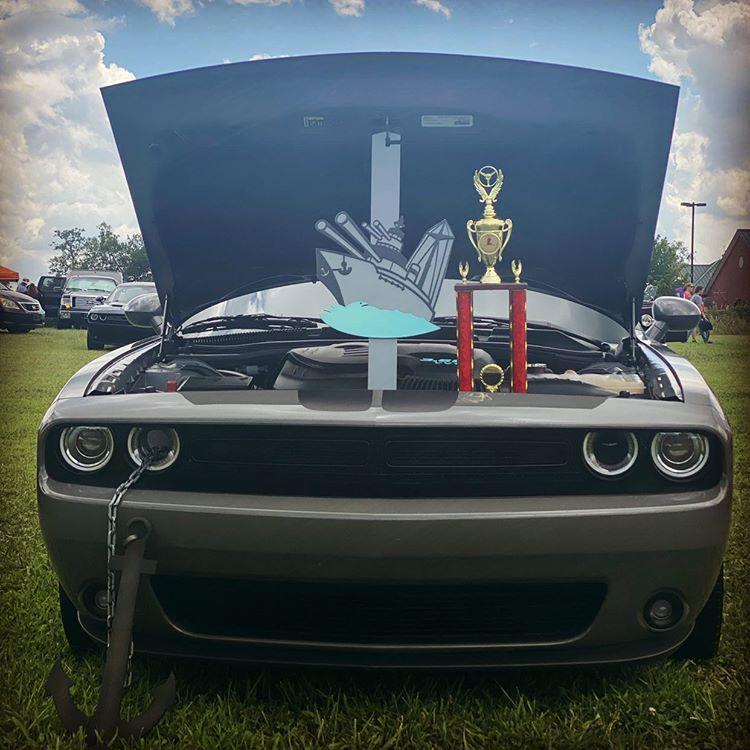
top-left (314, 129), bottom-right (455, 389)
top-left (313, 129), bottom-right (527, 392)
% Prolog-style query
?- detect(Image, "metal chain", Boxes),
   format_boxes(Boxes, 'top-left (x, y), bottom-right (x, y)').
top-left (105, 450), bottom-right (163, 686)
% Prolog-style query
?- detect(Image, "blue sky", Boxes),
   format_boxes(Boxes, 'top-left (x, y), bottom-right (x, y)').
top-left (96, 1), bottom-right (662, 80)
top-left (1, 0), bottom-right (748, 281)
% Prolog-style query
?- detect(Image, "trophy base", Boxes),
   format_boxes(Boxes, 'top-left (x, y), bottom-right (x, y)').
top-left (480, 267), bottom-right (502, 284)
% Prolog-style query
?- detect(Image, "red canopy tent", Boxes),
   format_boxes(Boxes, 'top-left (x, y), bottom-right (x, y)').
top-left (0, 265), bottom-right (20, 283)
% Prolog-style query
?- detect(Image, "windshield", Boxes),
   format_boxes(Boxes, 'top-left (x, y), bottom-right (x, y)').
top-left (40, 276), bottom-right (65, 291)
top-left (65, 277), bottom-right (118, 294)
top-left (183, 281), bottom-right (628, 343)
top-left (107, 284), bottom-right (155, 304)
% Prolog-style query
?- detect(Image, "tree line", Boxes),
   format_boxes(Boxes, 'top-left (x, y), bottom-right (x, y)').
top-left (48, 223), bottom-right (151, 280)
top-left (46, 224), bottom-right (689, 298)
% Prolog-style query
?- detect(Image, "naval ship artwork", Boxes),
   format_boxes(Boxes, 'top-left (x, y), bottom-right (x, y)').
top-left (315, 131), bottom-right (454, 323)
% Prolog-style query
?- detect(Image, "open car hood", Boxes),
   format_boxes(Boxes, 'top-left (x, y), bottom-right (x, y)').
top-left (102, 53), bottom-right (677, 329)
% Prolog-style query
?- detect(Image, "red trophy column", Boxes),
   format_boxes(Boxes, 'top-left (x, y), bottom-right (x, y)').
top-left (509, 287), bottom-right (527, 393)
top-left (456, 287), bottom-right (474, 392)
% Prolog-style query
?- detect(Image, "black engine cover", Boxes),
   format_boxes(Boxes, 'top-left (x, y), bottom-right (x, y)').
top-left (274, 342), bottom-right (493, 391)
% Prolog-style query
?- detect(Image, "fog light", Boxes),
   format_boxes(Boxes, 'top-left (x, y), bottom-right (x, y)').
top-left (59, 426), bottom-right (113, 472)
top-left (128, 426), bottom-right (180, 471)
top-left (94, 589), bottom-right (108, 613)
top-left (582, 430), bottom-right (638, 477)
top-left (644, 592), bottom-right (684, 630)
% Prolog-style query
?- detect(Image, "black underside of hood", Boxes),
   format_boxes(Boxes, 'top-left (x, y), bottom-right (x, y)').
top-left (102, 53), bottom-right (678, 329)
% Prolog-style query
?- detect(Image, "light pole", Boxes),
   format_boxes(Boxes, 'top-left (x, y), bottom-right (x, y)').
top-left (680, 201), bottom-right (706, 283)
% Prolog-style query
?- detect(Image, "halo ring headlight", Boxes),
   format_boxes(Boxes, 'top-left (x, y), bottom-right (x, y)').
top-left (651, 432), bottom-right (709, 479)
top-left (127, 427), bottom-right (180, 471)
top-left (59, 426), bottom-right (114, 472)
top-left (583, 431), bottom-right (639, 477)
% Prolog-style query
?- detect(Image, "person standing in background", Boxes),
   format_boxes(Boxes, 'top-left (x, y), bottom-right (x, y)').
top-left (684, 283), bottom-right (694, 300)
top-left (16, 277), bottom-right (30, 294)
top-left (691, 286), bottom-right (713, 343)
top-left (25, 282), bottom-right (39, 300)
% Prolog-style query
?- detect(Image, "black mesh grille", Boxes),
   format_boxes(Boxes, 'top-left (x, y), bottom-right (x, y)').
top-left (46, 425), bottom-right (724, 498)
top-left (152, 576), bottom-right (607, 645)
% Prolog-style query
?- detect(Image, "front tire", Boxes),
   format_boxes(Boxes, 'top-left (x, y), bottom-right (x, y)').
top-left (674, 565), bottom-right (723, 660)
top-left (59, 585), bottom-right (97, 654)
top-left (87, 330), bottom-right (104, 350)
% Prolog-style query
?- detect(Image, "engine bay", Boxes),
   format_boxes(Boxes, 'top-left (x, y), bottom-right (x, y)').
top-left (122, 339), bottom-right (647, 398)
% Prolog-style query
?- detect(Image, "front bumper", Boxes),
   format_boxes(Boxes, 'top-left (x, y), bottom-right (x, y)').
top-left (1, 308), bottom-right (45, 329)
top-left (38, 472), bottom-right (730, 668)
top-left (59, 309), bottom-right (89, 325)
top-left (87, 319), bottom-right (148, 344)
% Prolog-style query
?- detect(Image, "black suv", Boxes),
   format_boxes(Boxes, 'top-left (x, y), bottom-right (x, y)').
top-left (37, 275), bottom-right (67, 318)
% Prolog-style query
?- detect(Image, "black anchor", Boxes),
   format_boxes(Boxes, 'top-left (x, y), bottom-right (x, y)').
top-left (46, 518), bottom-right (175, 748)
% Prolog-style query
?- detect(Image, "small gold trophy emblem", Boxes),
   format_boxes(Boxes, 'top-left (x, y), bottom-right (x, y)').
top-left (466, 166), bottom-right (513, 284)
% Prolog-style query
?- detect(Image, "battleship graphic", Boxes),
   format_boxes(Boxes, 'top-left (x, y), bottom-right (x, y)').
top-left (315, 131), bottom-right (454, 322)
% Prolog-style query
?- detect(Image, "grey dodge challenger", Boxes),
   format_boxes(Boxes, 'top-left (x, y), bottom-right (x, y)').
top-left (38, 53), bottom-right (731, 668)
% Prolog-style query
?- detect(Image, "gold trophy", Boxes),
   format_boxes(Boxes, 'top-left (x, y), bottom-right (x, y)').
top-left (466, 166), bottom-right (513, 283)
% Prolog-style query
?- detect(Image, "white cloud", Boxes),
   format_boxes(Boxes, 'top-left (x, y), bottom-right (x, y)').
top-left (639, 0), bottom-right (750, 261)
top-left (229, 0), bottom-right (293, 5)
top-left (135, 0), bottom-right (293, 26)
top-left (135, 0), bottom-right (194, 26)
top-left (0, 0), bottom-right (85, 14)
top-left (0, 3), bottom-right (138, 278)
top-left (414, 0), bottom-right (451, 18)
top-left (328, 0), bottom-right (364, 17)
top-left (249, 52), bottom-right (289, 60)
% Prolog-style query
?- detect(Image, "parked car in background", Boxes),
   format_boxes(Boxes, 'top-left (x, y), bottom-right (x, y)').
top-left (57, 271), bottom-right (122, 329)
top-left (86, 281), bottom-right (157, 349)
top-left (37, 275), bottom-right (67, 318)
top-left (641, 284), bottom-right (656, 329)
top-left (0, 280), bottom-right (45, 333)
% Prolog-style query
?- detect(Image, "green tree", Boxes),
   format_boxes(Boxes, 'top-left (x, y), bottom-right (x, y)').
top-left (648, 235), bottom-right (689, 297)
top-left (47, 228), bottom-right (89, 275)
top-left (48, 223), bottom-right (151, 280)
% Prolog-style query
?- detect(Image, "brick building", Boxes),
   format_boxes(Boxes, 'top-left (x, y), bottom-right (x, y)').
top-left (703, 229), bottom-right (750, 307)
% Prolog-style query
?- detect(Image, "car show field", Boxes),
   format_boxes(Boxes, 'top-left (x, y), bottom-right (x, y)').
top-left (0, 327), bottom-right (747, 749)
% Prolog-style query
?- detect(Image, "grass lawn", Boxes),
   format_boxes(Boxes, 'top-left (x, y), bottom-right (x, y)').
top-left (0, 328), bottom-right (748, 749)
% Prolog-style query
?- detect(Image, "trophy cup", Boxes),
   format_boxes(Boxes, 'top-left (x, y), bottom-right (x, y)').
top-left (456, 167), bottom-right (526, 393)
top-left (466, 166), bottom-right (513, 284)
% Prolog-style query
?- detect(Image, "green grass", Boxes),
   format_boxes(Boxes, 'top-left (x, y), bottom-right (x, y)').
top-left (1, 329), bottom-right (748, 749)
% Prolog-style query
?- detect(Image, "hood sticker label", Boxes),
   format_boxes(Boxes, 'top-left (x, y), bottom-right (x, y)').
top-left (421, 114), bottom-right (474, 128)
top-left (303, 116), bottom-right (325, 128)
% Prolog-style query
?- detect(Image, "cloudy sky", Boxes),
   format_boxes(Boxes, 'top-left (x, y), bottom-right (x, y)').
top-left (1, 0), bottom-right (748, 281)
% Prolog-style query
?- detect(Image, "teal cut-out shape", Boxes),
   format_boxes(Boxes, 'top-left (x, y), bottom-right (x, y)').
top-left (322, 302), bottom-right (439, 338)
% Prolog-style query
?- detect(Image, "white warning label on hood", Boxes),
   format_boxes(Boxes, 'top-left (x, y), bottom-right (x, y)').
top-left (420, 115), bottom-right (474, 128)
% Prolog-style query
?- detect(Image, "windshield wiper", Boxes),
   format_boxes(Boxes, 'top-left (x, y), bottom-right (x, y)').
top-left (179, 313), bottom-right (323, 335)
top-left (432, 315), bottom-right (608, 351)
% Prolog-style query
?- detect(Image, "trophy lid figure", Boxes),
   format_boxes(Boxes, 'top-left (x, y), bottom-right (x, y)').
top-left (466, 166), bottom-right (513, 284)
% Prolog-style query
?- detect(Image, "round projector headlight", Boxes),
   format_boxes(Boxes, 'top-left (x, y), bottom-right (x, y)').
top-left (651, 432), bottom-right (709, 479)
top-left (89, 313), bottom-right (98, 321)
top-left (640, 313), bottom-right (654, 328)
top-left (60, 426), bottom-right (113, 472)
top-left (583, 431), bottom-right (639, 477)
top-left (127, 427), bottom-right (180, 471)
